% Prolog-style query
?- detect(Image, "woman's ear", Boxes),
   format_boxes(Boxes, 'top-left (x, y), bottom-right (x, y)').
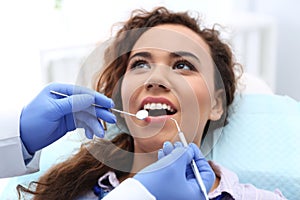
top-left (209, 89), bottom-right (224, 121)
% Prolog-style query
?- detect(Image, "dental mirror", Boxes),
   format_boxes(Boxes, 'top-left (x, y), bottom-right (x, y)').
top-left (50, 90), bottom-right (148, 120)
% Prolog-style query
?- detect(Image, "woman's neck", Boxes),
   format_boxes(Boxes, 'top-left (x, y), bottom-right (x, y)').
top-left (130, 150), bottom-right (158, 175)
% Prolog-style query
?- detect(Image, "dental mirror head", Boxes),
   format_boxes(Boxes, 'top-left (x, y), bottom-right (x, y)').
top-left (136, 109), bottom-right (149, 120)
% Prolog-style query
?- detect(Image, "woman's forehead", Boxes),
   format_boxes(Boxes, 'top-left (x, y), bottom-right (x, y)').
top-left (131, 24), bottom-right (211, 58)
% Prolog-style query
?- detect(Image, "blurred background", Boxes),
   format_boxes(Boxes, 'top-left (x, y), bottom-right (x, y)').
top-left (0, 0), bottom-right (299, 108)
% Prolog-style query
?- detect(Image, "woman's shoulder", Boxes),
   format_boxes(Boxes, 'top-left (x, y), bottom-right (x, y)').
top-left (208, 161), bottom-right (287, 200)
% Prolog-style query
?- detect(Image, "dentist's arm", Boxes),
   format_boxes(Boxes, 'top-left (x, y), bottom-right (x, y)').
top-left (103, 142), bottom-right (215, 200)
top-left (0, 83), bottom-right (116, 178)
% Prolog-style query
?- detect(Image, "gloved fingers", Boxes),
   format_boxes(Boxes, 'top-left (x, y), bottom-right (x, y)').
top-left (164, 145), bottom-right (194, 168)
top-left (184, 143), bottom-right (196, 179)
top-left (174, 146), bottom-right (194, 169)
top-left (163, 141), bottom-right (184, 155)
top-left (174, 141), bottom-right (191, 176)
top-left (76, 119), bottom-right (105, 139)
top-left (49, 83), bottom-right (114, 109)
top-left (75, 111), bottom-right (104, 130)
top-left (158, 141), bottom-right (184, 159)
top-left (185, 143), bottom-right (204, 180)
top-left (47, 82), bottom-right (74, 94)
top-left (185, 164), bottom-right (194, 179)
top-left (158, 149), bottom-right (164, 160)
top-left (189, 143), bottom-right (210, 168)
top-left (157, 141), bottom-right (173, 160)
top-left (48, 83), bottom-right (93, 98)
top-left (189, 143), bottom-right (216, 191)
top-left (84, 127), bottom-right (94, 139)
top-left (93, 120), bottom-right (105, 138)
top-left (55, 95), bottom-right (116, 124)
top-left (85, 125), bottom-right (100, 139)
top-left (189, 143), bottom-right (204, 160)
top-left (55, 94), bottom-right (94, 115)
top-left (199, 167), bottom-right (215, 193)
top-left (174, 141), bottom-right (184, 148)
top-left (75, 105), bottom-right (116, 124)
top-left (70, 95), bottom-right (116, 124)
top-left (52, 103), bottom-right (106, 135)
top-left (142, 146), bottom-right (189, 174)
top-left (94, 107), bottom-right (117, 123)
top-left (75, 112), bottom-right (105, 138)
top-left (163, 141), bottom-right (174, 155)
top-left (94, 92), bottom-right (115, 108)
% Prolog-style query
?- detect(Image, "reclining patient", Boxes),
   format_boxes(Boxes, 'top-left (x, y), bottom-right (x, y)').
top-left (17, 7), bottom-right (287, 199)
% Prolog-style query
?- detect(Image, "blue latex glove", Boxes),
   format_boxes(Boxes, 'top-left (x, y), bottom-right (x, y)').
top-left (134, 141), bottom-right (215, 200)
top-left (20, 82), bottom-right (116, 154)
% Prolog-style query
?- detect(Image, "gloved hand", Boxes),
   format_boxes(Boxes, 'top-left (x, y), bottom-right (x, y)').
top-left (20, 82), bottom-right (116, 154)
top-left (134, 141), bottom-right (215, 200)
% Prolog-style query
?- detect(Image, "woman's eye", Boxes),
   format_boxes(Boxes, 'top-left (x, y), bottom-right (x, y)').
top-left (173, 61), bottom-right (195, 71)
top-left (130, 60), bottom-right (150, 70)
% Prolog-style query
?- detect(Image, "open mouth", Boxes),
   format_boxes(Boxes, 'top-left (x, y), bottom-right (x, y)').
top-left (142, 103), bottom-right (177, 117)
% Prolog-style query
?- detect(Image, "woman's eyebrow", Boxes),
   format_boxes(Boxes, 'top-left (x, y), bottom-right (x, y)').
top-left (170, 51), bottom-right (200, 62)
top-left (129, 52), bottom-right (152, 60)
top-left (129, 51), bottom-right (200, 63)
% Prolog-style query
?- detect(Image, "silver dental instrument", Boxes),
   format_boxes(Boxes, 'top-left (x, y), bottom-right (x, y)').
top-left (50, 90), bottom-right (148, 120)
top-left (170, 118), bottom-right (209, 200)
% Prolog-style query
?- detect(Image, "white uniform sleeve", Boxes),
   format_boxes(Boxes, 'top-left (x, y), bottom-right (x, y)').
top-left (0, 108), bottom-right (40, 178)
top-left (103, 178), bottom-right (156, 200)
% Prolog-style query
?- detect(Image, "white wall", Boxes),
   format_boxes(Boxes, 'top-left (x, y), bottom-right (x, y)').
top-left (233, 0), bottom-right (300, 100)
top-left (0, 0), bottom-right (44, 110)
top-left (0, 0), bottom-right (236, 111)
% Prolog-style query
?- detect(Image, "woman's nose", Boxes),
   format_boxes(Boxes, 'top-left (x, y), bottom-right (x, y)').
top-left (144, 67), bottom-right (172, 92)
top-left (145, 82), bottom-right (169, 90)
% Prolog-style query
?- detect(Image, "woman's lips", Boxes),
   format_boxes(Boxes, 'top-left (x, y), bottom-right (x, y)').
top-left (144, 113), bottom-right (175, 123)
top-left (138, 96), bottom-right (178, 121)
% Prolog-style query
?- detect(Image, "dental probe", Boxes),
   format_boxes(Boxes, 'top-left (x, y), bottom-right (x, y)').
top-left (50, 90), bottom-right (148, 120)
top-left (170, 118), bottom-right (209, 200)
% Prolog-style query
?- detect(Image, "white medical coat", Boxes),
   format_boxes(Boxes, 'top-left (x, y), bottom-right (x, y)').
top-left (0, 109), bottom-right (41, 178)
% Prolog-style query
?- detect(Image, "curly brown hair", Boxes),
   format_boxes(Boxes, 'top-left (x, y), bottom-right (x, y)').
top-left (17, 7), bottom-right (240, 200)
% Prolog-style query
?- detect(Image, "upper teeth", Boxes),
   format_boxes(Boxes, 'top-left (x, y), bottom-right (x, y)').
top-left (143, 103), bottom-right (175, 112)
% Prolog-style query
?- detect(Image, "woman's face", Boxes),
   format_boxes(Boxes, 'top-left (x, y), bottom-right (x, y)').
top-left (120, 24), bottom-right (224, 153)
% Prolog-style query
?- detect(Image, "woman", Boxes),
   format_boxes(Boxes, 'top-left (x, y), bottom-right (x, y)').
top-left (17, 7), bottom-right (286, 199)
